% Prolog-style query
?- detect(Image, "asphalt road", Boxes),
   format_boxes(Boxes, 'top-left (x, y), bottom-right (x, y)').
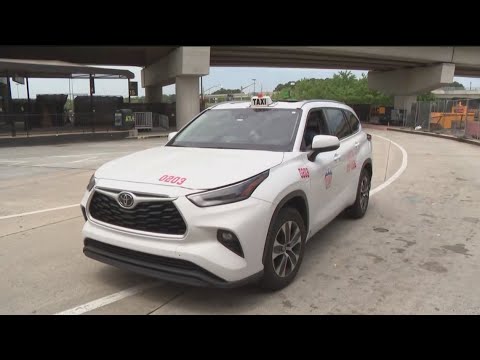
top-left (1, 131), bottom-right (479, 314)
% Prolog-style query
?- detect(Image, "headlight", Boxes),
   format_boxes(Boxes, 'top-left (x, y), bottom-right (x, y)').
top-left (187, 170), bottom-right (269, 207)
top-left (87, 174), bottom-right (96, 191)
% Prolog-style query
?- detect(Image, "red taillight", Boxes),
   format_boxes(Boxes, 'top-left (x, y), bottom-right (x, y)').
top-left (367, 133), bottom-right (372, 141)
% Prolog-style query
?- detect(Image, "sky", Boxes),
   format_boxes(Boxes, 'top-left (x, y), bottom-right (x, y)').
top-left (7, 66), bottom-right (480, 99)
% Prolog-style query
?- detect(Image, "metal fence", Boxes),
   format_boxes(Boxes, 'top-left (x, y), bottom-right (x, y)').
top-left (0, 112), bottom-right (109, 137)
top-left (406, 99), bottom-right (480, 140)
top-left (0, 111), bottom-right (171, 137)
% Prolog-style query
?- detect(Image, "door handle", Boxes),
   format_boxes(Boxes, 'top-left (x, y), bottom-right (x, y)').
top-left (333, 153), bottom-right (340, 162)
top-left (354, 142), bottom-right (360, 148)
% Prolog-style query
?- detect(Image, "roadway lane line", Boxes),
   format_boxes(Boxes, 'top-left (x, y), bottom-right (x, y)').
top-left (52, 152), bottom-right (130, 158)
top-left (69, 157), bottom-right (98, 163)
top-left (370, 133), bottom-right (408, 197)
top-left (55, 282), bottom-right (163, 315)
top-left (0, 204), bottom-right (79, 220)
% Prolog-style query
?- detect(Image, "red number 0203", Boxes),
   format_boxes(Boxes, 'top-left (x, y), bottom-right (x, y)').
top-left (159, 175), bottom-right (187, 185)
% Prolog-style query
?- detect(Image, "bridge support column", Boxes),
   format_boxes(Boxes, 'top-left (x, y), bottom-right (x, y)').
top-left (176, 76), bottom-right (200, 130)
top-left (394, 95), bottom-right (417, 114)
top-left (145, 85), bottom-right (163, 103)
top-left (141, 46), bottom-right (210, 129)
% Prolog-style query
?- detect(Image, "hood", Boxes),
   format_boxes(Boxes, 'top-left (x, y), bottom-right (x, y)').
top-left (95, 146), bottom-right (284, 190)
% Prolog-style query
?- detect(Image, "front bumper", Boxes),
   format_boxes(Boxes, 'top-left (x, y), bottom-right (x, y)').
top-left (81, 182), bottom-right (274, 285)
top-left (83, 238), bottom-right (263, 288)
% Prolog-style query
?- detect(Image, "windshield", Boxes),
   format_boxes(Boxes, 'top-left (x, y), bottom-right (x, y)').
top-left (168, 108), bottom-right (302, 151)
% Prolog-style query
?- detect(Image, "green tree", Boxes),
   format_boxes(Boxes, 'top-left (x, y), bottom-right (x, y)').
top-left (279, 71), bottom-right (393, 105)
top-left (417, 92), bottom-right (436, 101)
top-left (448, 81), bottom-right (465, 89)
top-left (211, 88), bottom-right (241, 95)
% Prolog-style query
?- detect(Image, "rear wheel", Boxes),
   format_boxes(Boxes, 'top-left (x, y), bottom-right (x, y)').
top-left (345, 167), bottom-right (371, 219)
top-left (260, 208), bottom-right (306, 291)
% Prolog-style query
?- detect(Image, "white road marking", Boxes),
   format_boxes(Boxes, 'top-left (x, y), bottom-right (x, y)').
top-left (52, 152), bottom-right (130, 158)
top-left (55, 282), bottom-right (163, 315)
top-left (69, 157), bottom-right (98, 164)
top-left (1, 152), bottom-right (129, 167)
top-left (0, 160), bottom-right (26, 165)
top-left (0, 204), bottom-right (79, 220)
top-left (33, 163), bottom-right (72, 167)
top-left (370, 133), bottom-right (408, 196)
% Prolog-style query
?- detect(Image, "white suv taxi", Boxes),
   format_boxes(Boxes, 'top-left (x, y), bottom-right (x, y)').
top-left (81, 96), bottom-right (372, 290)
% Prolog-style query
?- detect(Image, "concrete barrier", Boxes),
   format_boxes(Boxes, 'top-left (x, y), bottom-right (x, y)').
top-left (387, 128), bottom-right (480, 147)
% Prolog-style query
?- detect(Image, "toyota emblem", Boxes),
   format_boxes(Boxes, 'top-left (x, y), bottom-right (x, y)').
top-left (117, 192), bottom-right (135, 208)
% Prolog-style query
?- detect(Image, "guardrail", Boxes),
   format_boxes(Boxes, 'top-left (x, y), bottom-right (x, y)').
top-left (134, 112), bottom-right (153, 131)
top-left (133, 112), bottom-right (170, 131)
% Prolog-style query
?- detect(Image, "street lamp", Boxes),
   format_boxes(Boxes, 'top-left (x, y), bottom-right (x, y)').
top-left (204, 84), bottom-right (221, 95)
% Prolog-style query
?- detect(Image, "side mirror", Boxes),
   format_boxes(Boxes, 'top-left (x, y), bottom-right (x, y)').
top-left (167, 132), bottom-right (178, 141)
top-left (308, 135), bottom-right (340, 161)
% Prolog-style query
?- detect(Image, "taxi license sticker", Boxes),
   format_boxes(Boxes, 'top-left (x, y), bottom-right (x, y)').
top-left (346, 150), bottom-right (357, 172)
top-left (324, 169), bottom-right (333, 189)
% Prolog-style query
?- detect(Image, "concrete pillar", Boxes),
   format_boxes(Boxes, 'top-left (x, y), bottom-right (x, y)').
top-left (176, 75), bottom-right (200, 130)
top-left (141, 47), bottom-right (209, 129)
top-left (145, 85), bottom-right (163, 103)
top-left (394, 95), bottom-right (417, 114)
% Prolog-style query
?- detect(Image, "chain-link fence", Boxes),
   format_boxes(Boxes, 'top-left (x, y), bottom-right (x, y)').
top-left (407, 99), bottom-right (480, 140)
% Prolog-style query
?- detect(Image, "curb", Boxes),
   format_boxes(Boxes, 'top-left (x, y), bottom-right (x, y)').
top-left (0, 131), bottom-right (130, 148)
top-left (124, 134), bottom-right (169, 140)
top-left (137, 134), bottom-right (169, 139)
top-left (387, 128), bottom-right (480, 147)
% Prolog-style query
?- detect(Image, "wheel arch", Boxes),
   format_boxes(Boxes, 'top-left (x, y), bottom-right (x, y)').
top-left (262, 190), bottom-right (309, 265)
top-left (362, 158), bottom-right (373, 178)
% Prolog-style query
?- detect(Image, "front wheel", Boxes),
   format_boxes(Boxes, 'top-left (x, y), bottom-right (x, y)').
top-left (260, 208), bottom-right (306, 291)
top-left (345, 168), bottom-right (371, 219)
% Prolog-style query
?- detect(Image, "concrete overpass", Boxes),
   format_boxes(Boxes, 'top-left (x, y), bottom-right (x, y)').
top-left (432, 88), bottom-right (480, 100)
top-left (2, 46), bottom-right (480, 128)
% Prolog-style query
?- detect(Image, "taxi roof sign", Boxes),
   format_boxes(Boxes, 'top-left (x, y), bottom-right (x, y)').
top-left (251, 95), bottom-right (273, 107)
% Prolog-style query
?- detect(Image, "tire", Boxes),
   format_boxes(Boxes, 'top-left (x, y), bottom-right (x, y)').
top-left (260, 207), bottom-right (306, 291)
top-left (345, 167), bottom-right (371, 219)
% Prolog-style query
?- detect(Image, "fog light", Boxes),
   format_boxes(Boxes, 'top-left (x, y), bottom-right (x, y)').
top-left (221, 232), bottom-right (233, 241)
top-left (217, 230), bottom-right (244, 258)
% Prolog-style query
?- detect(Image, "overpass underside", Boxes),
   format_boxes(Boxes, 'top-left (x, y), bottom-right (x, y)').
top-left (2, 46), bottom-right (480, 129)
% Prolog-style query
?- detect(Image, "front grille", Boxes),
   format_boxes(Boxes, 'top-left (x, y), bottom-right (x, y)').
top-left (88, 191), bottom-right (187, 235)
